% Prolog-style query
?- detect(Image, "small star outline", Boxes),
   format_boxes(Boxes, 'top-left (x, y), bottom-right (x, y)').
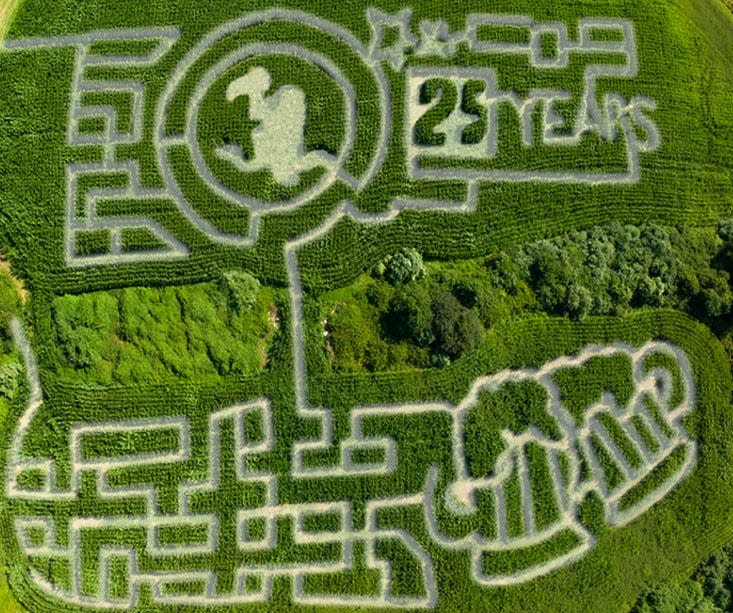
top-left (367, 7), bottom-right (418, 71)
top-left (415, 19), bottom-right (465, 58)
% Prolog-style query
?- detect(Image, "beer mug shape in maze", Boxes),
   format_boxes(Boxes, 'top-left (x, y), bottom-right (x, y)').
top-left (428, 341), bottom-right (695, 586)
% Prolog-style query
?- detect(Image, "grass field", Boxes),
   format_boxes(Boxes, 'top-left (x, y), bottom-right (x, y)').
top-left (0, 1), bottom-right (732, 611)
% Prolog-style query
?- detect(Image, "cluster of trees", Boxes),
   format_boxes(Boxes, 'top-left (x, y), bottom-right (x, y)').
top-left (631, 545), bottom-right (733, 612)
top-left (383, 286), bottom-right (483, 365)
top-left (324, 248), bottom-right (486, 372)
top-left (490, 221), bottom-right (733, 327)
top-left (52, 271), bottom-right (281, 384)
top-left (323, 221), bottom-right (733, 372)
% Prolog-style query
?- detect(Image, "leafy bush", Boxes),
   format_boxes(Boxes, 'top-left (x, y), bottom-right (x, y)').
top-left (431, 291), bottom-right (483, 360)
top-left (485, 252), bottom-right (523, 294)
top-left (383, 285), bottom-right (433, 346)
top-left (221, 270), bottom-right (260, 313)
top-left (695, 546), bottom-right (733, 611)
top-left (631, 581), bottom-right (717, 613)
top-left (630, 545), bottom-right (733, 612)
top-left (378, 248), bottom-right (425, 286)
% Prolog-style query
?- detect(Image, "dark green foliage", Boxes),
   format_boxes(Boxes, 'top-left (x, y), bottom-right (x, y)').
top-left (431, 291), bottom-right (484, 360)
top-left (695, 546), bottom-right (733, 610)
top-left (320, 222), bottom-right (733, 372)
top-left (383, 284), bottom-right (433, 346)
top-left (631, 581), bottom-right (718, 613)
top-left (565, 283), bottom-right (594, 321)
top-left (515, 222), bottom-right (733, 324)
top-left (485, 252), bottom-right (523, 295)
top-left (73, 229), bottom-right (110, 257)
top-left (156, 523), bottom-right (210, 546)
top-left (716, 219), bottom-right (733, 273)
top-left (321, 270), bottom-right (487, 372)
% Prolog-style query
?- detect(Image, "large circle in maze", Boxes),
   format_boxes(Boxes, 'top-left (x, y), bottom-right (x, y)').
top-left (156, 9), bottom-right (389, 223)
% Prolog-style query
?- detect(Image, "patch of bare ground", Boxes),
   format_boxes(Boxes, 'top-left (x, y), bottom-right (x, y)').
top-left (0, 0), bottom-right (20, 43)
top-left (0, 257), bottom-right (28, 304)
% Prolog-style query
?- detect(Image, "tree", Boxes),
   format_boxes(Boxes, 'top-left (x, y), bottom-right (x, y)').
top-left (633, 276), bottom-right (666, 308)
top-left (564, 283), bottom-right (593, 321)
top-left (431, 291), bottom-right (483, 360)
top-left (631, 582), bottom-right (718, 613)
top-left (696, 546), bottom-right (733, 610)
top-left (524, 241), bottom-right (581, 315)
top-left (382, 285), bottom-right (433, 346)
top-left (718, 219), bottom-right (733, 244)
top-left (379, 248), bottom-right (425, 286)
top-left (716, 219), bottom-right (733, 274)
top-left (485, 251), bottom-right (522, 294)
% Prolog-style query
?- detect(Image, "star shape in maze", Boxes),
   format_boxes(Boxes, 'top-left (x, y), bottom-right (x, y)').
top-left (367, 7), bottom-right (418, 71)
top-left (415, 19), bottom-right (464, 58)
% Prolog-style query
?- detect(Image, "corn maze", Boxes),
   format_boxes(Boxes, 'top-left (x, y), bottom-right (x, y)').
top-left (0, 2), bottom-right (732, 612)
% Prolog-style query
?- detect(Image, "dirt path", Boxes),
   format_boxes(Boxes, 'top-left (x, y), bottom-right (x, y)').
top-left (0, 258), bottom-right (27, 303)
